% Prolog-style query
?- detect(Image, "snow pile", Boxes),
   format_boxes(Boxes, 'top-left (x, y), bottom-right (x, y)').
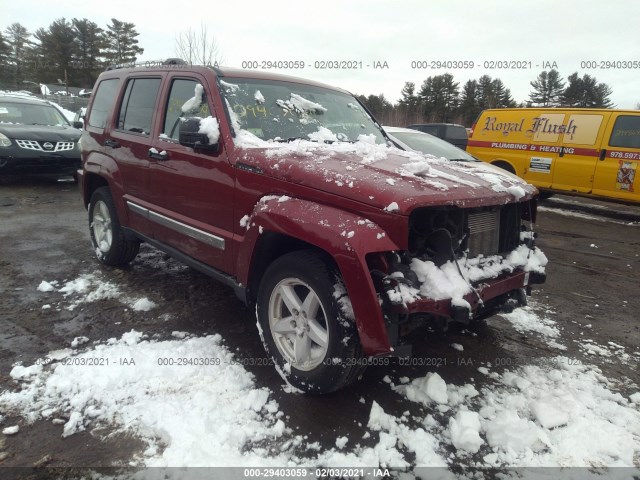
top-left (198, 116), bottom-right (220, 144)
top-left (395, 358), bottom-right (640, 467)
top-left (37, 273), bottom-right (158, 313)
top-left (57, 273), bottom-right (122, 310)
top-left (131, 297), bottom-right (157, 312)
top-left (181, 83), bottom-right (204, 113)
top-left (449, 410), bottom-right (483, 453)
top-left (389, 244), bottom-right (548, 306)
top-left (499, 302), bottom-right (564, 349)
top-left (0, 331), bottom-right (292, 467)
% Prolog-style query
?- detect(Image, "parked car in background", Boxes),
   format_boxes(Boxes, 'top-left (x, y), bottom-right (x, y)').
top-left (467, 108), bottom-right (640, 204)
top-left (406, 123), bottom-right (469, 149)
top-left (385, 126), bottom-right (477, 162)
top-left (79, 62), bottom-right (545, 393)
top-left (0, 94), bottom-right (83, 180)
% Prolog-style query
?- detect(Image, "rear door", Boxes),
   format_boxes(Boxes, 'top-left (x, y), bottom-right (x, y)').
top-left (551, 112), bottom-right (607, 193)
top-left (147, 74), bottom-right (235, 273)
top-left (107, 76), bottom-right (163, 236)
top-left (593, 113), bottom-right (640, 201)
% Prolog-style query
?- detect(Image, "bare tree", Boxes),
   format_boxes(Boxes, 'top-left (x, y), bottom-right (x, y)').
top-left (175, 24), bottom-right (224, 66)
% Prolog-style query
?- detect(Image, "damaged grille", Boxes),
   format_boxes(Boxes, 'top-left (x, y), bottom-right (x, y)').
top-left (408, 203), bottom-right (522, 265)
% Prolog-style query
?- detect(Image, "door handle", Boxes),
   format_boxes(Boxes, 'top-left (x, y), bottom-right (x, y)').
top-left (559, 147), bottom-right (564, 157)
top-left (599, 149), bottom-right (606, 161)
top-left (104, 139), bottom-right (120, 148)
top-left (148, 149), bottom-right (169, 161)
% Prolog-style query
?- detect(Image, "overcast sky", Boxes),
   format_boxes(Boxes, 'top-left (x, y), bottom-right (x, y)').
top-left (3, 0), bottom-right (639, 110)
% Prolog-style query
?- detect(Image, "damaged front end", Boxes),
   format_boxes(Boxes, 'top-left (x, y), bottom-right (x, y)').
top-left (368, 199), bottom-right (547, 354)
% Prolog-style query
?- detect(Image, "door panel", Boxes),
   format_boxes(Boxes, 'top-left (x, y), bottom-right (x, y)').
top-left (593, 113), bottom-right (640, 201)
top-left (551, 113), bottom-right (605, 193)
top-left (107, 77), bottom-right (162, 236)
top-left (148, 76), bottom-right (235, 273)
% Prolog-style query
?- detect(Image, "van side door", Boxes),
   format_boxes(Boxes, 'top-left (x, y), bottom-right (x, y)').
top-left (593, 113), bottom-right (640, 202)
top-left (147, 75), bottom-right (235, 274)
top-left (550, 113), bottom-right (607, 193)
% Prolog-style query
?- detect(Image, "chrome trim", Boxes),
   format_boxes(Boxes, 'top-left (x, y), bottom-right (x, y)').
top-left (127, 201), bottom-right (149, 218)
top-left (15, 140), bottom-right (75, 152)
top-left (126, 201), bottom-right (225, 250)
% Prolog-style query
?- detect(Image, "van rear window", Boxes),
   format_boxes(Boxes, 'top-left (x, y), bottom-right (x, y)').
top-left (610, 115), bottom-right (640, 149)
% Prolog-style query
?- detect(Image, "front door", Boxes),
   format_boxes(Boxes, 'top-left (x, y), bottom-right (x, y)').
top-left (148, 75), bottom-right (235, 273)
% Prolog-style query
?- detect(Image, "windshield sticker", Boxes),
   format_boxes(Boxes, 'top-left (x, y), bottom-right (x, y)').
top-left (0, 107), bottom-right (8, 114)
top-left (529, 157), bottom-right (552, 173)
top-left (616, 160), bottom-right (636, 192)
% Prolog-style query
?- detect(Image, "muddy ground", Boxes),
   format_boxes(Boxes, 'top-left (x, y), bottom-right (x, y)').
top-left (0, 176), bottom-right (638, 472)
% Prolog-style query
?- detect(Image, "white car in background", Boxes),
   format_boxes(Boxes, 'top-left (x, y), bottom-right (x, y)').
top-left (384, 125), bottom-right (525, 181)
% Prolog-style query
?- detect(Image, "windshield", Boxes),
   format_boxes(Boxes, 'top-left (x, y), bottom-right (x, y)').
top-left (389, 130), bottom-right (477, 161)
top-left (219, 78), bottom-right (386, 144)
top-left (0, 101), bottom-right (69, 126)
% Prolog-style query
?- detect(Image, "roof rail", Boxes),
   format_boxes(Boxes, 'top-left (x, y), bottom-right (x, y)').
top-left (105, 58), bottom-right (188, 71)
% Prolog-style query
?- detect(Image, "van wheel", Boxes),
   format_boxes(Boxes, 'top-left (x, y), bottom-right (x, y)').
top-left (492, 161), bottom-right (516, 174)
top-left (88, 187), bottom-right (140, 266)
top-left (256, 250), bottom-right (365, 394)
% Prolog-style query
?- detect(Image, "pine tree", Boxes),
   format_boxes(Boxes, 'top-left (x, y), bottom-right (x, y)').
top-left (0, 32), bottom-right (12, 88)
top-left (72, 18), bottom-right (106, 86)
top-left (418, 74), bottom-right (460, 122)
top-left (491, 79), bottom-right (516, 108)
top-left (104, 18), bottom-right (144, 66)
top-left (562, 72), bottom-right (614, 108)
top-left (398, 81), bottom-right (420, 124)
top-left (32, 18), bottom-right (76, 85)
top-left (529, 69), bottom-right (565, 107)
top-left (4, 23), bottom-right (32, 89)
top-left (458, 79), bottom-right (479, 126)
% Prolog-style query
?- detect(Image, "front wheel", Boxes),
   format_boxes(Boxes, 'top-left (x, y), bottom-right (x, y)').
top-left (256, 250), bottom-right (365, 394)
top-left (88, 187), bottom-right (140, 266)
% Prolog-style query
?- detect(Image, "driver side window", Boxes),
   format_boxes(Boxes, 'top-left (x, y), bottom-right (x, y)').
top-left (162, 78), bottom-right (211, 141)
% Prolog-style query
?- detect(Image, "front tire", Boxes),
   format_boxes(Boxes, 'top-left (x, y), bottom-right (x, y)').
top-left (88, 187), bottom-right (139, 266)
top-left (256, 250), bottom-right (365, 394)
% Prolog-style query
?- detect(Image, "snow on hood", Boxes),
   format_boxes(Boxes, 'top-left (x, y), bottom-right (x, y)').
top-left (233, 131), bottom-right (537, 213)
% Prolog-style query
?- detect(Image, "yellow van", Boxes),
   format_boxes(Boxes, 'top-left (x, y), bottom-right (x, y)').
top-left (467, 108), bottom-right (640, 203)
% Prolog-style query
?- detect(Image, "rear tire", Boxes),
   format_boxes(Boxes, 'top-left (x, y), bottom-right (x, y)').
top-left (492, 161), bottom-right (516, 174)
top-left (88, 187), bottom-right (139, 266)
top-left (256, 250), bottom-right (365, 394)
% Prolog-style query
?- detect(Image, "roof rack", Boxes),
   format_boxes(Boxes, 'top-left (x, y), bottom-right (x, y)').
top-left (105, 58), bottom-right (189, 71)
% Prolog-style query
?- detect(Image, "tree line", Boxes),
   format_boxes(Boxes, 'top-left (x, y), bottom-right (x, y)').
top-left (0, 19), bottom-right (144, 90)
top-left (358, 69), bottom-right (616, 127)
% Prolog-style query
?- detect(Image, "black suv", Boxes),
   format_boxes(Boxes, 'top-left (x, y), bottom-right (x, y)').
top-left (406, 123), bottom-right (468, 149)
top-left (0, 94), bottom-right (82, 180)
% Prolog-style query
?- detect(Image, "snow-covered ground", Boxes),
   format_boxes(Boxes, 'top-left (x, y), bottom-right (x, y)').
top-left (0, 273), bottom-right (639, 474)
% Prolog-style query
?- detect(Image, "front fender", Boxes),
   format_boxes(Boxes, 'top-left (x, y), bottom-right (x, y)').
top-left (237, 196), bottom-right (401, 356)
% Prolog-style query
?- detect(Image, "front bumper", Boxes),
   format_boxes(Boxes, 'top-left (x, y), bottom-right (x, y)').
top-left (0, 151), bottom-right (80, 176)
top-left (392, 269), bottom-right (546, 321)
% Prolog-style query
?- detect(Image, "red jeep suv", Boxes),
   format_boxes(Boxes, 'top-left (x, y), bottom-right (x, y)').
top-left (79, 61), bottom-right (546, 393)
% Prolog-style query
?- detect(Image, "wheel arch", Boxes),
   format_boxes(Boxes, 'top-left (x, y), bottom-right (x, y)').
top-left (237, 196), bottom-right (401, 356)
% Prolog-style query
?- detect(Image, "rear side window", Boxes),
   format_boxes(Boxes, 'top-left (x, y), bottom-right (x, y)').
top-left (117, 78), bottom-right (161, 135)
top-left (609, 115), bottom-right (640, 149)
top-left (446, 126), bottom-right (468, 140)
top-left (87, 79), bottom-right (119, 129)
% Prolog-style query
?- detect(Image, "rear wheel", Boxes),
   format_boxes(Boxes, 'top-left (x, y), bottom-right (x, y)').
top-left (88, 187), bottom-right (139, 266)
top-left (256, 250), bottom-right (365, 394)
top-left (492, 160), bottom-right (516, 174)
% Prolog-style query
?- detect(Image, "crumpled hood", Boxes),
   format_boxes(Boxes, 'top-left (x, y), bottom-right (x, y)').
top-left (0, 123), bottom-right (81, 142)
top-left (234, 141), bottom-right (537, 214)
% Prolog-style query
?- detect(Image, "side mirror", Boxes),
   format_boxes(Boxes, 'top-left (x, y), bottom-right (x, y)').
top-left (179, 117), bottom-right (218, 153)
top-left (73, 121), bottom-right (83, 129)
